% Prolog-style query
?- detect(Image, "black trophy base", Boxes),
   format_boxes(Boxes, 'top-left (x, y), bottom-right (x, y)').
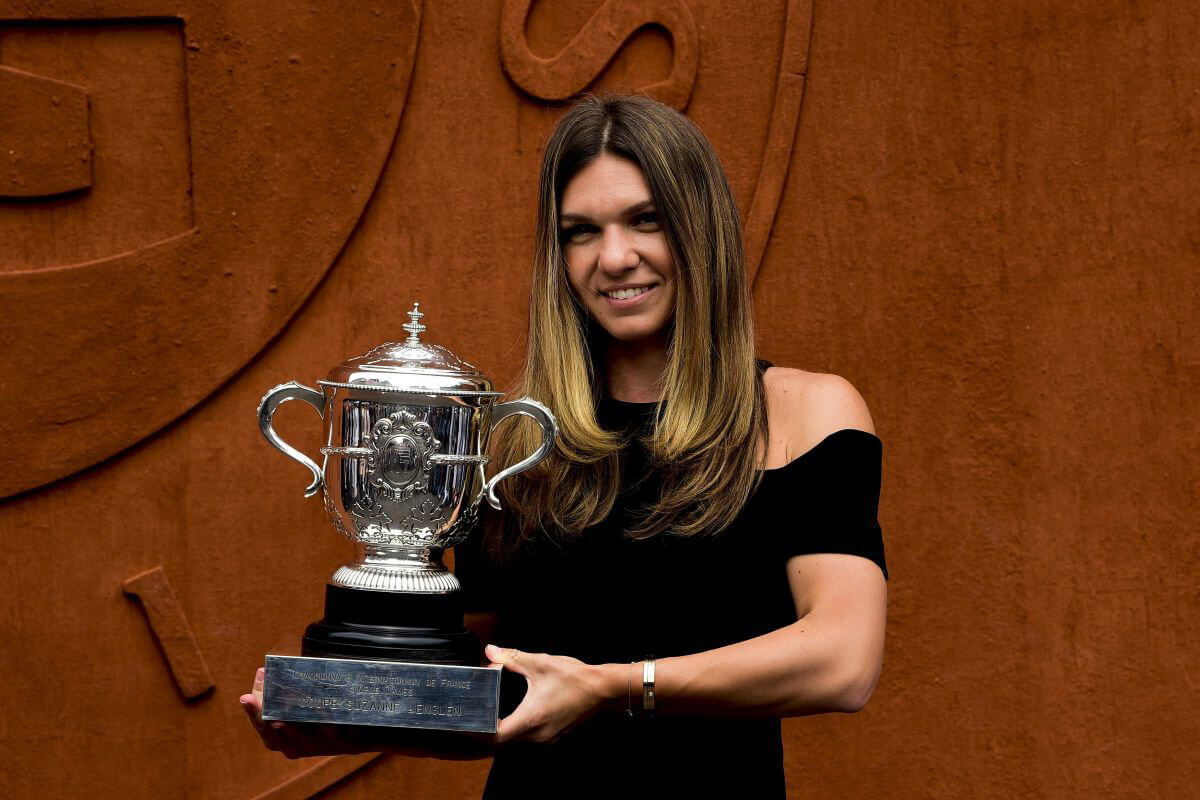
top-left (301, 582), bottom-right (480, 666)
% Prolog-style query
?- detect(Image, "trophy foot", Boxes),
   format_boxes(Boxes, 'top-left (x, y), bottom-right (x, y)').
top-left (301, 583), bottom-right (480, 666)
top-left (330, 563), bottom-right (462, 593)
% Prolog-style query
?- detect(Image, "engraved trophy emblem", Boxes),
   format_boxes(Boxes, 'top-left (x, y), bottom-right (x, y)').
top-left (255, 303), bottom-right (556, 732)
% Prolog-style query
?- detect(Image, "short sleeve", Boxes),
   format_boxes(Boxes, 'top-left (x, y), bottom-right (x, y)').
top-left (764, 429), bottom-right (888, 581)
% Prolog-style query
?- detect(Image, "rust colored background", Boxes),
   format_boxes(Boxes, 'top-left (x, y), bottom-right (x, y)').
top-left (1, 1), bottom-right (1196, 798)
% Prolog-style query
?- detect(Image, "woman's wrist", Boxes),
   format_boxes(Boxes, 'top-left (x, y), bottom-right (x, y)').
top-left (590, 662), bottom-right (632, 713)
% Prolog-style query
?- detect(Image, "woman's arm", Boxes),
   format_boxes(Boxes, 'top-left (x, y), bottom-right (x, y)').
top-left (650, 370), bottom-right (886, 714)
top-left (603, 551), bottom-right (887, 716)
top-left (487, 370), bottom-right (888, 741)
top-left (488, 551), bottom-right (886, 746)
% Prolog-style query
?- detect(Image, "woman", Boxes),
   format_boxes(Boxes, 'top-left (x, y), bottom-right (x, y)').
top-left (243, 94), bottom-right (888, 797)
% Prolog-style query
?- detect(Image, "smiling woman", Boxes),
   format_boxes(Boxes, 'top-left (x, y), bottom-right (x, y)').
top-left (460, 94), bottom-right (890, 799)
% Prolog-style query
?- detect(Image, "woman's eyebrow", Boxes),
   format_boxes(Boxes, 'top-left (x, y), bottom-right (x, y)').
top-left (560, 199), bottom-right (656, 224)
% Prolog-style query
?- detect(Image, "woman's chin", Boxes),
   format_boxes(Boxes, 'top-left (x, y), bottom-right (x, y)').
top-left (598, 321), bottom-right (671, 345)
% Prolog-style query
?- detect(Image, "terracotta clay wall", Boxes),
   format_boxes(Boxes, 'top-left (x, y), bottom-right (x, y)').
top-left (1, 1), bottom-right (1196, 797)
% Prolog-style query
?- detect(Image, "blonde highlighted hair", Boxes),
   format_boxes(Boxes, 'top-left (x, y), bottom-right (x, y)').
top-left (491, 94), bottom-right (767, 549)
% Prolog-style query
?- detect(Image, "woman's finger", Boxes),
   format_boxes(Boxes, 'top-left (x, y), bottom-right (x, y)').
top-left (239, 669), bottom-right (343, 757)
top-left (241, 697), bottom-right (293, 753)
top-left (240, 673), bottom-right (268, 733)
top-left (240, 694), bottom-right (262, 725)
top-left (240, 668), bottom-right (295, 752)
top-left (484, 644), bottom-right (532, 676)
top-left (243, 708), bottom-right (288, 751)
top-left (494, 698), bottom-right (540, 744)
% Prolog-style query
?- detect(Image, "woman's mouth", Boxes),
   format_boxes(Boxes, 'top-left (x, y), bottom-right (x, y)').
top-left (600, 285), bottom-right (655, 307)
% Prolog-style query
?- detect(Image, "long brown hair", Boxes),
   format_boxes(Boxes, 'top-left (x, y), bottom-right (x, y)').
top-left (491, 93), bottom-right (767, 549)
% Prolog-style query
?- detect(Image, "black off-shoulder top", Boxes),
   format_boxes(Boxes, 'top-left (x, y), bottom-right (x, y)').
top-left (457, 366), bottom-right (888, 799)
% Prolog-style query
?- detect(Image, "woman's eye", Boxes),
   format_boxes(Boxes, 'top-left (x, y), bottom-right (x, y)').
top-left (634, 213), bottom-right (660, 230)
top-left (561, 225), bottom-right (594, 242)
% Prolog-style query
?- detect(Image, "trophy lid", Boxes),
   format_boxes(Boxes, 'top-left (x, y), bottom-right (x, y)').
top-left (320, 303), bottom-right (499, 396)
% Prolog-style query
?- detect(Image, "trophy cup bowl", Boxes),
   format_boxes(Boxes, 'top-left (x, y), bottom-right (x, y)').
top-left (254, 303), bottom-right (555, 732)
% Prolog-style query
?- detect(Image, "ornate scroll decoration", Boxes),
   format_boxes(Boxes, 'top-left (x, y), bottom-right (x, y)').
top-left (323, 491), bottom-right (353, 540)
top-left (341, 411), bottom-right (448, 546)
top-left (454, 500), bottom-right (480, 542)
top-left (366, 410), bottom-right (440, 502)
top-left (499, 0), bottom-right (699, 110)
top-left (402, 493), bottom-right (449, 541)
top-left (348, 493), bottom-right (394, 543)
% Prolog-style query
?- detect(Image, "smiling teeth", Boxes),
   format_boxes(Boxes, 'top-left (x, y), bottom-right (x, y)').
top-left (605, 287), bottom-right (651, 300)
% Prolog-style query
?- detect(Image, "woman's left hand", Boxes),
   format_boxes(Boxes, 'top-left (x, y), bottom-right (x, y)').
top-left (485, 644), bottom-right (615, 745)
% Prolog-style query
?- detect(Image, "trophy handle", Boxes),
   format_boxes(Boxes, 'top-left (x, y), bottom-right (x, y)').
top-left (257, 380), bottom-right (327, 497)
top-left (483, 397), bottom-right (558, 511)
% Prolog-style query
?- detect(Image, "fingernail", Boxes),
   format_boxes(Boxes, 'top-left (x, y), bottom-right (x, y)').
top-left (256, 667), bottom-right (265, 679)
top-left (484, 644), bottom-right (497, 657)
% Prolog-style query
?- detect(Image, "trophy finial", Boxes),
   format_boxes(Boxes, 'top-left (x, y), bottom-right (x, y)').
top-left (403, 302), bottom-right (426, 344)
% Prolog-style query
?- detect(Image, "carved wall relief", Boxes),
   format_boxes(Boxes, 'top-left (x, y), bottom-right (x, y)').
top-left (0, 65), bottom-right (92, 197)
top-left (0, 2), bottom-right (422, 498)
top-left (123, 565), bottom-right (215, 699)
top-left (0, 20), bottom-right (192, 268)
top-left (499, 0), bottom-right (699, 110)
top-left (1, 1), bottom-right (1194, 798)
top-left (497, 0), bottom-right (813, 285)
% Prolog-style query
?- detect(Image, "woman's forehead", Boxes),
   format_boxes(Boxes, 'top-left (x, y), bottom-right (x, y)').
top-left (560, 154), bottom-right (653, 219)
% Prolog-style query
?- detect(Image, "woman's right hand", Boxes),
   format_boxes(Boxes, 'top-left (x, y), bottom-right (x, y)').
top-left (239, 667), bottom-right (496, 760)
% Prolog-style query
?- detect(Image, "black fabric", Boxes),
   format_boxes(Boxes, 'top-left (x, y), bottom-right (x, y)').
top-left (456, 370), bottom-right (887, 799)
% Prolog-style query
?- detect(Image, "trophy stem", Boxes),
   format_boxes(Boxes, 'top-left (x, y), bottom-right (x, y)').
top-left (330, 544), bottom-right (461, 593)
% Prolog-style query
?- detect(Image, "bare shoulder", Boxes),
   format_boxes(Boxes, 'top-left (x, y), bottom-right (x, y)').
top-left (762, 367), bottom-right (875, 466)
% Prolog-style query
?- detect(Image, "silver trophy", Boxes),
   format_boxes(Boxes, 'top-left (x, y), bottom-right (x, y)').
top-left (255, 303), bottom-right (556, 732)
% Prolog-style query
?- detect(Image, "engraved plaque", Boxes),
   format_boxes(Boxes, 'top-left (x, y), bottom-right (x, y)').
top-left (262, 653), bottom-right (503, 733)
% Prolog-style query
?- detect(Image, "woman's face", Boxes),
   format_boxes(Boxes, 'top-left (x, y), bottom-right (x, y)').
top-left (559, 153), bottom-right (676, 344)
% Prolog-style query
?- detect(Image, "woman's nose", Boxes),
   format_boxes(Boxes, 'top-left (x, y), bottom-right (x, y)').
top-left (597, 227), bottom-right (639, 274)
